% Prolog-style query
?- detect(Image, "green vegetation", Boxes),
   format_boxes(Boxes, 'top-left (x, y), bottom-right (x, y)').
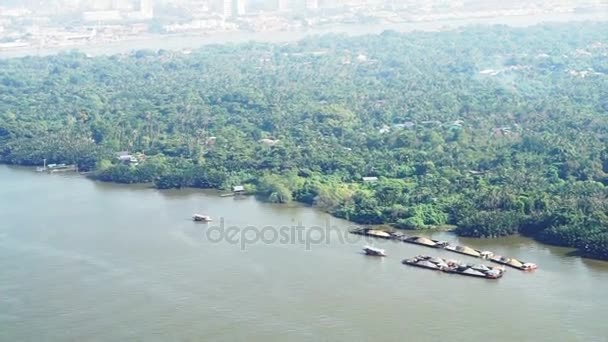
top-left (1, 23), bottom-right (608, 260)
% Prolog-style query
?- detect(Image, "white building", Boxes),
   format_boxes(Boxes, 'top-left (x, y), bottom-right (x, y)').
top-left (82, 10), bottom-right (122, 22)
top-left (220, 0), bottom-right (232, 17)
top-left (233, 0), bottom-right (246, 16)
top-left (89, 0), bottom-right (112, 10)
top-left (139, 0), bottom-right (154, 19)
top-left (277, 0), bottom-right (290, 11)
top-left (219, 0), bottom-right (246, 18)
top-left (111, 0), bottom-right (134, 10)
top-left (305, 0), bottom-right (319, 10)
top-left (62, 0), bottom-right (82, 10)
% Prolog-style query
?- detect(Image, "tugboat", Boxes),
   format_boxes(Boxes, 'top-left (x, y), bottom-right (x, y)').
top-left (193, 214), bottom-right (212, 222)
top-left (363, 246), bottom-right (386, 257)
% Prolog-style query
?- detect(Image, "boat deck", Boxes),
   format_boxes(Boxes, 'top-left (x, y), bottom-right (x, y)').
top-left (349, 228), bottom-right (536, 271)
top-left (403, 255), bottom-right (505, 279)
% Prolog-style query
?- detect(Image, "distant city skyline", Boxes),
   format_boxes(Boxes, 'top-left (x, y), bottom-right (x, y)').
top-left (1, 0), bottom-right (605, 56)
top-left (0, 0), bottom-right (604, 21)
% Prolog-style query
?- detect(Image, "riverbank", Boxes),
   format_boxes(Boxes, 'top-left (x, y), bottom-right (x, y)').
top-left (1, 22), bottom-right (607, 261)
top-left (1, 11), bottom-right (606, 59)
top-left (2, 164), bottom-right (608, 341)
top-left (91, 166), bottom-right (608, 263)
top-left (6, 161), bottom-right (606, 262)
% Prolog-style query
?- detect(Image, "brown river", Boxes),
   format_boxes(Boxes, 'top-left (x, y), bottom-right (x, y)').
top-left (1, 165), bottom-right (607, 341)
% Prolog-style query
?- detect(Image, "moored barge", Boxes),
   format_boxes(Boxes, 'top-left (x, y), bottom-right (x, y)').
top-left (444, 245), bottom-right (494, 259)
top-left (402, 256), bottom-right (445, 271)
top-left (402, 255), bottom-right (505, 279)
top-left (490, 255), bottom-right (537, 271)
top-left (402, 236), bottom-right (448, 248)
top-left (349, 229), bottom-right (535, 274)
top-left (445, 263), bottom-right (505, 279)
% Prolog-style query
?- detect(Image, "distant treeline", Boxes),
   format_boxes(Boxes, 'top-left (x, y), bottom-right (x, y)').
top-left (1, 22), bottom-right (607, 259)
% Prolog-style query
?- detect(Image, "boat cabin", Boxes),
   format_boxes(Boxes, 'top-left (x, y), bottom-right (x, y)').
top-left (363, 246), bottom-right (386, 257)
top-left (193, 214), bottom-right (212, 222)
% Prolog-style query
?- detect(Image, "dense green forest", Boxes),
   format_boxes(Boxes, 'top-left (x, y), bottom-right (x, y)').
top-left (1, 22), bottom-right (608, 259)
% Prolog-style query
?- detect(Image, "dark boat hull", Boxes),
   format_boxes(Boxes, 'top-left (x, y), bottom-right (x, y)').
top-left (403, 240), bottom-right (442, 248)
top-left (403, 258), bottom-right (503, 279)
top-left (445, 269), bottom-right (501, 279)
top-left (490, 259), bottom-right (536, 271)
top-left (349, 229), bottom-right (393, 239)
top-left (444, 247), bottom-right (483, 258)
top-left (402, 260), bottom-right (441, 271)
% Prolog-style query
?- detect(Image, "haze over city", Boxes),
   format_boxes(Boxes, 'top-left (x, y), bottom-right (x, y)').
top-left (1, 0), bottom-right (606, 53)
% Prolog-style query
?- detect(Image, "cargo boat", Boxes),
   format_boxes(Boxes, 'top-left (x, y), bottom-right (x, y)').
top-left (349, 228), bottom-right (394, 239)
top-left (445, 263), bottom-right (505, 279)
top-left (363, 246), bottom-right (386, 257)
top-left (402, 255), bottom-right (505, 279)
top-left (490, 256), bottom-right (537, 271)
top-left (402, 255), bottom-right (444, 271)
top-left (402, 236), bottom-right (448, 248)
top-left (444, 245), bottom-right (494, 259)
top-left (193, 214), bottom-right (212, 222)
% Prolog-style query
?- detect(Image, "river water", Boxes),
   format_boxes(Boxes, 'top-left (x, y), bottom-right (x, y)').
top-left (1, 165), bottom-right (607, 341)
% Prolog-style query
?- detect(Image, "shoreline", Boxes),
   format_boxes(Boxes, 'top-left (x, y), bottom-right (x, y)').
top-left (1, 11), bottom-right (607, 59)
top-left (5, 163), bottom-right (606, 262)
top-left (1, 19), bottom-right (607, 262)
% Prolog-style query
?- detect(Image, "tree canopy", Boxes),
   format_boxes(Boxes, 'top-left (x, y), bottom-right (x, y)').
top-left (1, 22), bottom-right (608, 259)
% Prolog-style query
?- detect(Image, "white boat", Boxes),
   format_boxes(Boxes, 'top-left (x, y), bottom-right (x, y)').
top-left (363, 246), bottom-right (386, 257)
top-left (193, 214), bottom-right (212, 222)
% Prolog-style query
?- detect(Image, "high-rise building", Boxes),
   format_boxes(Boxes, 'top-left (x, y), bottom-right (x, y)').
top-left (232, 0), bottom-right (246, 16)
top-left (218, 0), bottom-right (245, 18)
top-left (139, 0), bottom-right (154, 18)
top-left (112, 0), bottom-right (134, 10)
top-left (219, 0), bottom-right (232, 17)
top-left (277, 0), bottom-right (290, 11)
top-left (62, 0), bottom-right (82, 10)
top-left (89, 0), bottom-right (112, 10)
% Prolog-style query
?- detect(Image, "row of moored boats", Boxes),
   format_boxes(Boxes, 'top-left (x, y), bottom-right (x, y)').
top-left (355, 228), bottom-right (538, 276)
top-left (361, 247), bottom-right (505, 279)
top-left (403, 255), bottom-right (506, 279)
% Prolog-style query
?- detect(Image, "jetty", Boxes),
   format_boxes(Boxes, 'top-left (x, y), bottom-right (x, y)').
top-left (220, 185), bottom-right (247, 197)
top-left (351, 228), bottom-right (393, 239)
top-left (36, 160), bottom-right (77, 173)
top-left (402, 255), bottom-right (505, 279)
top-left (47, 164), bottom-right (77, 173)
